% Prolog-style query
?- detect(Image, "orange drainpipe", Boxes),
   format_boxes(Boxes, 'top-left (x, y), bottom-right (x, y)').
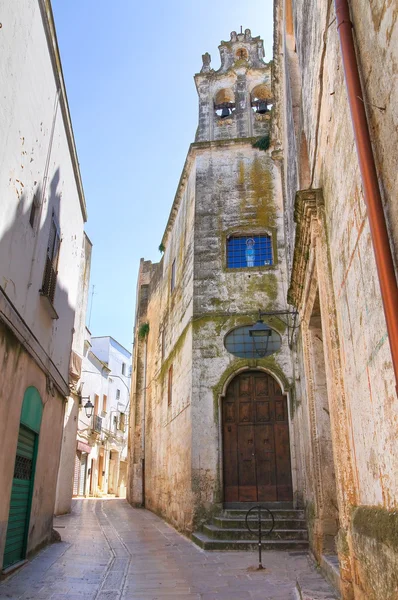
top-left (335, 0), bottom-right (398, 396)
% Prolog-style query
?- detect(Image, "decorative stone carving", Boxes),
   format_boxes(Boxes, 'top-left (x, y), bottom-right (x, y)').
top-left (287, 189), bottom-right (324, 309)
top-left (201, 52), bottom-right (211, 73)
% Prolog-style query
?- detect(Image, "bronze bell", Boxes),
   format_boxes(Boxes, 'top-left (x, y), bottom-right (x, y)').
top-left (221, 106), bottom-right (230, 118)
top-left (257, 100), bottom-right (268, 114)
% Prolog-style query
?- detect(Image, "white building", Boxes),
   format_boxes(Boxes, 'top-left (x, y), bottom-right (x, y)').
top-left (73, 334), bottom-right (131, 498)
top-left (0, 0), bottom-right (91, 571)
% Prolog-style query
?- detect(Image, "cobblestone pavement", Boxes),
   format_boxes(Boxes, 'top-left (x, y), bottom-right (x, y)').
top-left (0, 499), bottom-right (338, 600)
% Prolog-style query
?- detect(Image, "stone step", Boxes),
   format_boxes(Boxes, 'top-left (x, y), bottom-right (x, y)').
top-left (294, 579), bottom-right (339, 599)
top-left (223, 508), bottom-right (305, 519)
top-left (192, 531), bottom-right (309, 551)
top-left (203, 524), bottom-right (309, 541)
top-left (213, 516), bottom-right (307, 529)
top-left (224, 501), bottom-right (294, 509)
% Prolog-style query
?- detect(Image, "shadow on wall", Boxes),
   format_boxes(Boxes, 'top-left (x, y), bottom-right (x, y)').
top-left (0, 168), bottom-right (81, 563)
top-left (0, 168), bottom-right (77, 381)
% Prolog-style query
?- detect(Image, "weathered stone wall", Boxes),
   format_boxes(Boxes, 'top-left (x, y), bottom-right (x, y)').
top-left (128, 165), bottom-right (196, 531)
top-left (276, 0), bottom-right (398, 597)
top-left (190, 139), bottom-right (294, 528)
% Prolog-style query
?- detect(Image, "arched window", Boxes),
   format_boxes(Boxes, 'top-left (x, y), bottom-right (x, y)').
top-left (235, 47), bottom-right (248, 61)
top-left (214, 88), bottom-right (235, 119)
top-left (251, 84), bottom-right (273, 114)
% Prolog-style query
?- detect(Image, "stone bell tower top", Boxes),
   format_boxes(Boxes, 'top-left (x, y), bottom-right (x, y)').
top-left (201, 29), bottom-right (266, 74)
top-left (194, 29), bottom-right (271, 143)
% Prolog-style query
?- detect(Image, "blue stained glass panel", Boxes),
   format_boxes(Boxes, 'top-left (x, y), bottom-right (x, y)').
top-left (227, 235), bottom-right (273, 268)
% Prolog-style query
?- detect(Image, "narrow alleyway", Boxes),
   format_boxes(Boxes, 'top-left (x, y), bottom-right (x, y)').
top-left (0, 499), bottom-right (337, 600)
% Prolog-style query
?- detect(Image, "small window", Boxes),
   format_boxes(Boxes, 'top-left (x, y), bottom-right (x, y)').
top-left (171, 259), bottom-right (176, 292)
top-left (227, 235), bottom-right (273, 269)
top-left (41, 212), bottom-right (61, 303)
top-left (116, 389), bottom-right (121, 400)
top-left (102, 395), bottom-right (107, 413)
top-left (167, 365), bottom-right (173, 407)
top-left (121, 363), bottom-right (126, 376)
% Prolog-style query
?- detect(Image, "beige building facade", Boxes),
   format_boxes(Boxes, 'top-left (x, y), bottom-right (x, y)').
top-left (275, 0), bottom-right (398, 598)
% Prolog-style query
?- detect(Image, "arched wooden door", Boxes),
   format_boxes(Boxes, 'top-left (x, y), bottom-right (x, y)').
top-left (222, 371), bottom-right (293, 502)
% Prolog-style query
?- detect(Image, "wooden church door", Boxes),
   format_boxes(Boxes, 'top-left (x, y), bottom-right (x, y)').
top-left (222, 371), bottom-right (293, 502)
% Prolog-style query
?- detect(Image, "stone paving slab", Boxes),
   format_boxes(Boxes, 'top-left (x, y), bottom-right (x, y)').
top-left (0, 499), bottom-right (338, 600)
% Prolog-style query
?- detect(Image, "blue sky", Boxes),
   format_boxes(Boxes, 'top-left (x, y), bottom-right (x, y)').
top-left (51, 0), bottom-right (274, 350)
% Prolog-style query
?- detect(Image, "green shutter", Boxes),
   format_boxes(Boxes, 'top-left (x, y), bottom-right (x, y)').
top-left (3, 426), bottom-right (36, 568)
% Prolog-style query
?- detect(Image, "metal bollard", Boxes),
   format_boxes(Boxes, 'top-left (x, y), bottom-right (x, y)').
top-left (245, 505), bottom-right (275, 570)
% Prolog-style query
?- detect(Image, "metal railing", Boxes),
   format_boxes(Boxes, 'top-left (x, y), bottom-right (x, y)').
top-left (245, 505), bottom-right (275, 570)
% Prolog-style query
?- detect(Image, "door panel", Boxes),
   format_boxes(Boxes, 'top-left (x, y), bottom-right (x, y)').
top-left (274, 422), bottom-right (293, 500)
top-left (223, 400), bottom-right (238, 501)
top-left (4, 426), bottom-right (36, 569)
top-left (223, 371), bottom-right (293, 503)
top-left (237, 425), bottom-right (256, 501)
top-left (256, 424), bottom-right (277, 501)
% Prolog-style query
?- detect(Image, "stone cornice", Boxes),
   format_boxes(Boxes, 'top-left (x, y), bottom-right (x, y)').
top-left (287, 189), bottom-right (324, 309)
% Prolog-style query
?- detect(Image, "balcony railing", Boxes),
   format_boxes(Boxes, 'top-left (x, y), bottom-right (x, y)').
top-left (93, 414), bottom-right (102, 434)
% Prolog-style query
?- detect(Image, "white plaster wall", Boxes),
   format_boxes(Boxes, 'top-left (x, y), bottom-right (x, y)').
top-left (0, 0), bottom-right (86, 385)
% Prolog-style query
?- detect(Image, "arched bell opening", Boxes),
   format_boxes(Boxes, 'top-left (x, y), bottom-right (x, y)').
top-left (221, 370), bottom-right (293, 503)
top-left (251, 84), bottom-right (273, 114)
top-left (214, 88), bottom-right (236, 119)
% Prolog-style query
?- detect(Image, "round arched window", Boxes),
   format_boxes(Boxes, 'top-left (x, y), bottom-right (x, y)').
top-left (224, 323), bottom-right (282, 359)
top-left (214, 88), bottom-right (235, 119)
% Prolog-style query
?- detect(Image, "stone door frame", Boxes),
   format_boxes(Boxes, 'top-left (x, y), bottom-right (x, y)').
top-left (288, 188), bottom-right (357, 594)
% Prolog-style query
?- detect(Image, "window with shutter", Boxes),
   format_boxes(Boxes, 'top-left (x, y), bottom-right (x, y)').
top-left (41, 213), bottom-right (60, 304)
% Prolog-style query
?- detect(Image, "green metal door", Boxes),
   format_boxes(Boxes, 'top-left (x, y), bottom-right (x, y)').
top-left (3, 425), bottom-right (37, 569)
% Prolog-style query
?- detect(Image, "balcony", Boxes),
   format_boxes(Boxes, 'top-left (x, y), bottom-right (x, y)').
top-left (93, 415), bottom-right (102, 434)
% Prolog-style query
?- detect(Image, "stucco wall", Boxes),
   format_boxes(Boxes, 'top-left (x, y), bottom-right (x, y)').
top-left (0, 0), bottom-right (86, 388)
top-left (0, 323), bottom-right (64, 565)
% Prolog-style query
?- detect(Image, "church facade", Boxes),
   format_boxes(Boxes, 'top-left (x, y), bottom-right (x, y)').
top-left (128, 30), bottom-right (297, 533)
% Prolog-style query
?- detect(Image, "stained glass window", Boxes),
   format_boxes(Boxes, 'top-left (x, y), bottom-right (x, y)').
top-left (227, 235), bottom-right (273, 268)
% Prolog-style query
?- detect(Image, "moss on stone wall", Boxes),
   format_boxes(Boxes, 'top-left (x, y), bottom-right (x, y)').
top-left (250, 157), bottom-right (276, 228)
top-left (352, 506), bottom-right (398, 551)
top-left (351, 506), bottom-right (398, 599)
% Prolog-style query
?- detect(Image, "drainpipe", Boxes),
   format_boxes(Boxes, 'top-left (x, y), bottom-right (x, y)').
top-left (335, 0), bottom-right (398, 396)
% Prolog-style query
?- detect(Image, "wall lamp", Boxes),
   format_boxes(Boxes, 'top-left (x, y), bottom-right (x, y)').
top-left (254, 309), bottom-right (300, 348)
top-left (81, 397), bottom-right (94, 419)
